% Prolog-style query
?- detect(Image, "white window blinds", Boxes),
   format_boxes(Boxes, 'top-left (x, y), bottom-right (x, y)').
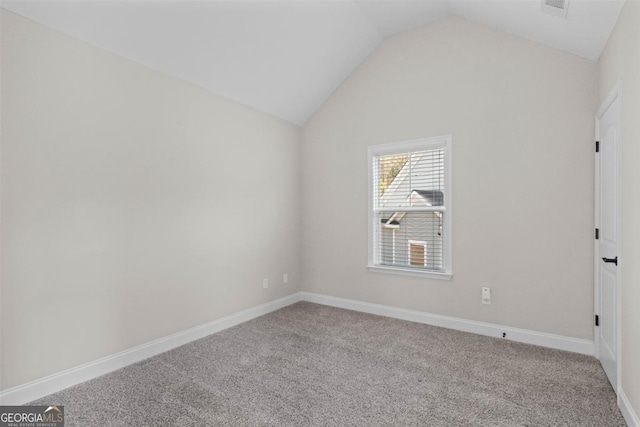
top-left (368, 136), bottom-right (451, 277)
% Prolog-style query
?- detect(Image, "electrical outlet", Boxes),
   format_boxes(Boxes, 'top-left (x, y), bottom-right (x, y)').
top-left (283, 273), bottom-right (289, 284)
top-left (482, 287), bottom-right (491, 305)
top-left (263, 278), bottom-right (269, 289)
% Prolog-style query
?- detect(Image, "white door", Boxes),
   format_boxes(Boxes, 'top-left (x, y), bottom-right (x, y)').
top-left (595, 83), bottom-right (621, 391)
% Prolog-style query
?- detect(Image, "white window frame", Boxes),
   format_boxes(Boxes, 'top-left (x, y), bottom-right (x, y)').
top-left (367, 135), bottom-right (452, 280)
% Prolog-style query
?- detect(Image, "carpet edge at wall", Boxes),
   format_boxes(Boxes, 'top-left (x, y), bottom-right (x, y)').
top-left (0, 293), bottom-right (302, 405)
top-left (0, 291), bottom-right (597, 406)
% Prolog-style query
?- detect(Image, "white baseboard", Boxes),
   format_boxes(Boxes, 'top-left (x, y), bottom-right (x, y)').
top-left (0, 291), bottom-right (601, 406)
top-left (300, 292), bottom-right (595, 356)
top-left (0, 293), bottom-right (301, 406)
top-left (620, 387), bottom-right (640, 427)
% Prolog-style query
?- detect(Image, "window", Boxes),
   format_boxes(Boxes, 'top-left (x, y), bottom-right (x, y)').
top-left (368, 136), bottom-right (452, 279)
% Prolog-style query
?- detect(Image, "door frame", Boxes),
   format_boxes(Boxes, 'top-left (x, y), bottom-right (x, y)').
top-left (594, 80), bottom-right (622, 393)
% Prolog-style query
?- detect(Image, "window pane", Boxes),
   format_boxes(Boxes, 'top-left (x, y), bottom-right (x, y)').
top-left (376, 211), bottom-right (443, 271)
top-left (377, 149), bottom-right (444, 209)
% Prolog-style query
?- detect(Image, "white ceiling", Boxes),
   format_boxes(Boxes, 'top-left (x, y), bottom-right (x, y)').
top-left (0, 0), bottom-right (624, 125)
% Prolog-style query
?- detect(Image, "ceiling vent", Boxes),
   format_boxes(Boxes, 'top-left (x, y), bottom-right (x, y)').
top-left (541, 0), bottom-right (569, 18)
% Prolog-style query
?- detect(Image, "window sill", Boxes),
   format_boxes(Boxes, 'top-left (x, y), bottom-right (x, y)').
top-left (367, 265), bottom-right (452, 280)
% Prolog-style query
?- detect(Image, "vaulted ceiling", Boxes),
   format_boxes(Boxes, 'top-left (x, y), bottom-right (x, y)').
top-left (1, 0), bottom-right (625, 125)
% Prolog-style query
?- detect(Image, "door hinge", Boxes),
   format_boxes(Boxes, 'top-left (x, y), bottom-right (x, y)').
top-left (596, 141), bottom-right (600, 152)
top-left (595, 228), bottom-right (599, 239)
top-left (595, 314), bottom-right (599, 327)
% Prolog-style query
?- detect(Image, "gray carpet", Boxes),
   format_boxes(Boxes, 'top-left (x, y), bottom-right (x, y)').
top-left (32, 302), bottom-right (625, 426)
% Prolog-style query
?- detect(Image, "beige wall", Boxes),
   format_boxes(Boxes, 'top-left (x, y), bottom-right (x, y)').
top-left (302, 16), bottom-right (598, 340)
top-left (2, 5), bottom-right (628, 405)
top-left (0, 11), bottom-right (301, 390)
top-left (598, 0), bottom-right (640, 419)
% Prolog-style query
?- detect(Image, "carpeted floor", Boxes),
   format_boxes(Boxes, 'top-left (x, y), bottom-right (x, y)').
top-left (32, 302), bottom-right (625, 426)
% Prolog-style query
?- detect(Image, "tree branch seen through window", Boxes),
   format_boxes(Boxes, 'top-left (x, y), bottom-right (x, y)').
top-left (379, 154), bottom-right (408, 196)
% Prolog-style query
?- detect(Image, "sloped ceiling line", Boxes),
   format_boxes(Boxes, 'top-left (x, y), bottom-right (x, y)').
top-left (0, 0), bottom-right (624, 125)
